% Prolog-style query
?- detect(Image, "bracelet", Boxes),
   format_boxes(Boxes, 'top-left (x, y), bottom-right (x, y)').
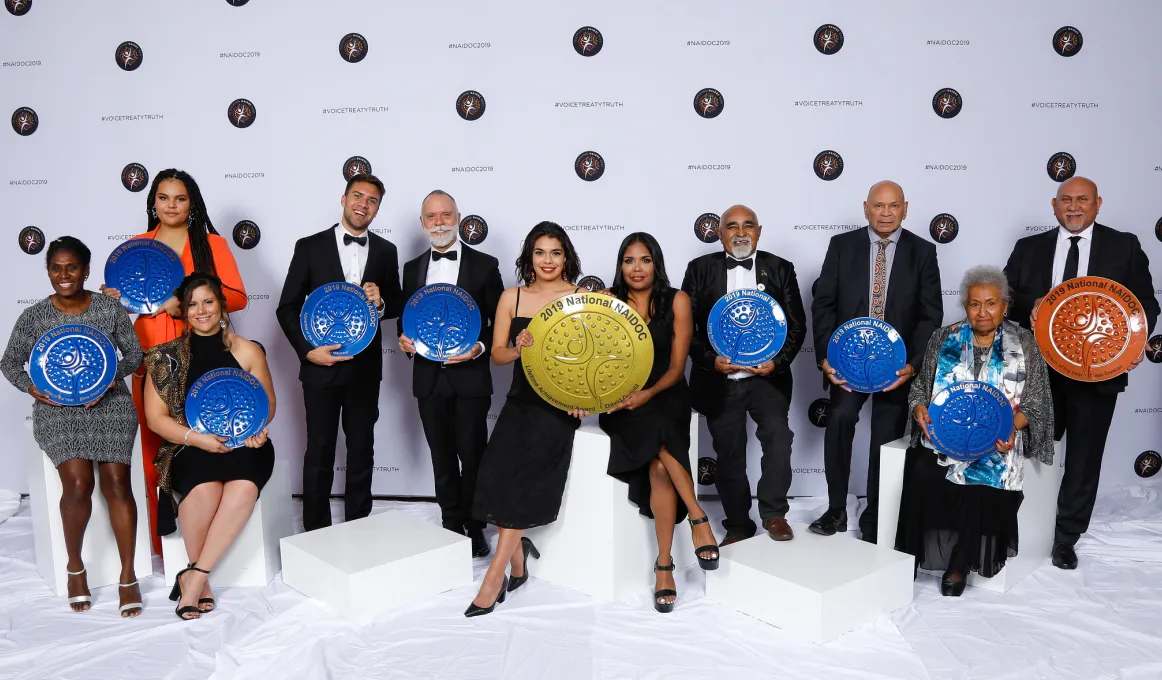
top-left (183, 428), bottom-right (193, 444)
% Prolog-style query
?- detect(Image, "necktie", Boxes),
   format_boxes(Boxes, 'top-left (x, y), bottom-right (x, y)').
top-left (871, 239), bottom-right (890, 320)
top-left (725, 257), bottom-right (753, 270)
top-left (344, 233), bottom-right (367, 247)
top-left (432, 250), bottom-right (457, 261)
top-left (1062, 235), bottom-right (1081, 282)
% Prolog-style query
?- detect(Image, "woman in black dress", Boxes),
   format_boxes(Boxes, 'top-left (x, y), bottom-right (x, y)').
top-left (143, 273), bottom-right (276, 620)
top-left (467, 222), bottom-right (588, 616)
top-left (598, 233), bottom-right (719, 613)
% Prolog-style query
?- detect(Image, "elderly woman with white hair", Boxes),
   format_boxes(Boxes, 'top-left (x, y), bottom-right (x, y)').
top-left (896, 265), bottom-right (1054, 596)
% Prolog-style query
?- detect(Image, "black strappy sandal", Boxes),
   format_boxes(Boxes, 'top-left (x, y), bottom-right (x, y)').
top-left (187, 562), bottom-right (216, 612)
top-left (170, 563), bottom-right (211, 621)
top-left (688, 516), bottom-right (720, 570)
top-left (653, 558), bottom-right (677, 614)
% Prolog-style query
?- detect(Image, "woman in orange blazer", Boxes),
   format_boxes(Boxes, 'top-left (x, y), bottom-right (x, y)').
top-left (103, 169), bottom-right (247, 554)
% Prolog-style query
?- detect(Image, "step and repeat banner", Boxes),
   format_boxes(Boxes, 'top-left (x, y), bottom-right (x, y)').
top-left (2, 1), bottom-right (1160, 496)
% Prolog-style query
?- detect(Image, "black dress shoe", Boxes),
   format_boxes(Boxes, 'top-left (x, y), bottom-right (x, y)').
top-left (940, 572), bottom-right (967, 597)
top-left (1051, 542), bottom-right (1078, 570)
top-left (468, 528), bottom-right (490, 558)
top-left (720, 530), bottom-right (755, 547)
top-left (464, 576), bottom-right (508, 617)
top-left (808, 508), bottom-right (848, 536)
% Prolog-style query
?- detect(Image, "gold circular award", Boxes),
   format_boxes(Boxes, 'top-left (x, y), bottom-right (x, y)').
top-left (522, 292), bottom-right (654, 413)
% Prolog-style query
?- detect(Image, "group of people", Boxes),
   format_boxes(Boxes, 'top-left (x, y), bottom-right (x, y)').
top-left (2, 169), bottom-right (1156, 622)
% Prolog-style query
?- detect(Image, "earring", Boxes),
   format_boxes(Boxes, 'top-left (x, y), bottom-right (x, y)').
top-left (150, 207), bottom-right (157, 219)
top-left (530, 270), bottom-right (536, 282)
top-left (187, 214), bottom-right (195, 228)
top-left (219, 319), bottom-right (226, 330)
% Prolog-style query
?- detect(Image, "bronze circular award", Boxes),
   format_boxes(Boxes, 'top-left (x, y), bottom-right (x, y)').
top-left (1034, 276), bottom-right (1149, 381)
top-left (522, 292), bottom-right (654, 413)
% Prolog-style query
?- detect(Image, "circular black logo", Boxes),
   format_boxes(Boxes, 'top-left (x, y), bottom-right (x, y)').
top-left (18, 226), bottom-right (44, 255)
top-left (694, 213), bottom-right (720, 244)
top-left (226, 0), bottom-right (249, 5)
top-left (929, 213), bottom-right (959, 244)
top-left (1155, 217), bottom-right (1162, 243)
top-left (1047, 152), bottom-right (1077, 182)
top-left (456, 90), bottom-right (486, 121)
top-left (1146, 335), bottom-right (1162, 364)
top-left (1053, 26), bottom-right (1083, 57)
top-left (693, 88), bottom-right (724, 119)
top-left (1135, 451), bottom-right (1161, 479)
top-left (115, 41), bottom-right (143, 71)
top-left (11, 107), bottom-right (38, 136)
top-left (577, 275), bottom-right (606, 292)
top-left (814, 24), bottom-right (844, 54)
top-left (575, 151), bottom-right (605, 181)
top-left (342, 156), bottom-right (373, 181)
top-left (573, 26), bottom-right (603, 57)
top-left (932, 88), bottom-right (962, 118)
top-left (227, 98), bottom-right (256, 128)
top-left (5, 0), bottom-right (31, 16)
top-left (459, 215), bottom-right (488, 245)
top-left (813, 150), bottom-right (843, 181)
top-left (697, 457), bottom-right (716, 485)
top-left (340, 33), bottom-right (368, 63)
top-left (121, 163), bottom-right (149, 192)
top-left (232, 220), bottom-right (261, 250)
top-left (808, 398), bottom-right (831, 428)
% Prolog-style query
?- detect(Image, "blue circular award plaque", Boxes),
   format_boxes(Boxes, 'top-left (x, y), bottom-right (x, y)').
top-left (104, 238), bottom-right (185, 314)
top-left (28, 324), bottom-right (119, 406)
top-left (300, 282), bottom-right (379, 357)
top-left (185, 368), bottom-right (270, 450)
top-left (927, 381), bottom-right (1015, 462)
top-left (707, 289), bottom-right (788, 367)
top-left (826, 317), bottom-right (908, 392)
top-left (402, 284), bottom-right (482, 362)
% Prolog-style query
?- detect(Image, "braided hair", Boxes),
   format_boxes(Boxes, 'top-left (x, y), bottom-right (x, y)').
top-left (145, 169), bottom-right (220, 276)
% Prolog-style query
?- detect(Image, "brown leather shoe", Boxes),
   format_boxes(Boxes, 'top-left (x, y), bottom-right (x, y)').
top-left (763, 517), bottom-right (794, 541)
top-left (720, 532), bottom-right (751, 547)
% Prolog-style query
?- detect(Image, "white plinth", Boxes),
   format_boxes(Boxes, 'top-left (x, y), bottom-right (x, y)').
top-left (162, 460), bottom-right (292, 588)
top-left (525, 419), bottom-right (699, 602)
top-left (706, 529), bottom-right (914, 644)
top-left (26, 423), bottom-right (152, 596)
top-left (280, 510), bottom-right (472, 622)
top-left (877, 436), bottom-right (1062, 593)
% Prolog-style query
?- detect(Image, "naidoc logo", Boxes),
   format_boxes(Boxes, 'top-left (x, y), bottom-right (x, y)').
top-left (5, 0), bottom-right (31, 16)
top-left (339, 33), bottom-right (368, 63)
top-left (814, 24), bottom-right (844, 54)
top-left (573, 26), bottom-right (603, 57)
top-left (808, 398), bottom-right (831, 428)
top-left (1135, 450), bottom-right (1161, 478)
top-left (1053, 26), bottom-right (1083, 57)
top-left (932, 88), bottom-right (962, 118)
top-left (575, 151), bottom-right (605, 181)
top-left (813, 150), bottom-right (843, 181)
top-left (1155, 216), bottom-right (1162, 243)
top-left (227, 98), bottom-right (256, 128)
top-left (225, 0), bottom-right (249, 5)
top-left (577, 275), bottom-right (606, 292)
top-left (697, 457), bottom-right (716, 485)
top-left (115, 41), bottom-right (143, 71)
top-left (121, 162), bottom-right (149, 192)
top-left (232, 220), bottom-right (261, 250)
top-left (18, 226), bottom-right (45, 255)
top-left (456, 90), bottom-right (486, 121)
top-left (342, 156), bottom-right (372, 181)
top-left (1046, 152), bottom-right (1076, 182)
top-left (11, 107), bottom-right (38, 136)
top-left (1146, 335), bottom-right (1162, 364)
top-left (693, 88), bottom-right (724, 119)
top-left (694, 213), bottom-right (720, 244)
top-left (929, 213), bottom-right (959, 244)
top-left (458, 215), bottom-right (488, 245)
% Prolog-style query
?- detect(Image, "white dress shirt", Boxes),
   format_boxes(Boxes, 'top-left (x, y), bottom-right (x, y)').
top-left (1051, 225), bottom-right (1093, 286)
top-left (424, 239), bottom-right (484, 359)
top-left (334, 224), bottom-right (385, 317)
top-left (726, 254), bottom-right (757, 381)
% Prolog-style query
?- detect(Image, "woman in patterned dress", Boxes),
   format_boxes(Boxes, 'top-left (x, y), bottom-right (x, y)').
top-left (1, 237), bottom-right (145, 615)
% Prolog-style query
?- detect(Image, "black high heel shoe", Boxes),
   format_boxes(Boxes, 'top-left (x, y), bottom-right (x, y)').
top-left (170, 563), bottom-right (211, 620)
top-left (940, 571), bottom-right (967, 597)
top-left (507, 537), bottom-right (541, 592)
top-left (688, 516), bottom-right (720, 570)
top-left (653, 558), bottom-right (677, 613)
top-left (464, 576), bottom-right (509, 617)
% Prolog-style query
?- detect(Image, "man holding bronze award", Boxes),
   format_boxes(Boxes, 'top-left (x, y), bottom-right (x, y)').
top-left (1004, 177), bottom-right (1158, 570)
top-left (681, 204), bottom-right (807, 544)
top-left (398, 190), bottom-right (503, 558)
top-left (809, 181), bottom-right (943, 543)
top-left (276, 174), bottom-right (403, 532)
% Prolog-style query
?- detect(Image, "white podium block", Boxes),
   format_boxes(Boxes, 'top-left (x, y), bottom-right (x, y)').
top-left (877, 436), bottom-right (1062, 593)
top-left (706, 530), bottom-right (914, 644)
top-left (163, 461), bottom-right (292, 588)
top-left (280, 510), bottom-right (472, 622)
top-left (525, 420), bottom-right (699, 602)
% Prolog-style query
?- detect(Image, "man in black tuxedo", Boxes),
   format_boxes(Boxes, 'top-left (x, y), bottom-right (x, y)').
top-left (809, 181), bottom-right (943, 543)
top-left (1004, 176), bottom-right (1158, 570)
top-left (397, 190), bottom-right (503, 557)
top-left (276, 174), bottom-right (403, 532)
top-left (681, 204), bottom-right (807, 544)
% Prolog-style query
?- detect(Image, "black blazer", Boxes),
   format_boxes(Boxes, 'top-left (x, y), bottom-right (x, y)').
top-left (811, 227), bottom-right (943, 371)
top-left (1004, 222), bottom-right (1159, 393)
top-left (395, 244), bottom-right (504, 399)
top-left (680, 250), bottom-right (807, 417)
top-left (276, 225), bottom-right (403, 387)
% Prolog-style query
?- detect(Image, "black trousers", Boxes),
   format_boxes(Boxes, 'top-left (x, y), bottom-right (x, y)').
top-left (301, 381), bottom-right (381, 532)
top-left (823, 384), bottom-right (909, 539)
top-left (704, 378), bottom-right (793, 536)
top-left (1052, 374), bottom-right (1119, 546)
top-left (417, 371), bottom-right (490, 532)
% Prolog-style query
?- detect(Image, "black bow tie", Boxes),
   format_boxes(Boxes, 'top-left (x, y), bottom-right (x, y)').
top-left (343, 233), bottom-right (367, 247)
top-left (432, 250), bottom-right (457, 262)
top-left (726, 257), bottom-right (753, 271)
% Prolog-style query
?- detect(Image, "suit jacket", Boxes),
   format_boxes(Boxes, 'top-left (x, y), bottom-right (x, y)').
top-left (395, 243), bottom-right (504, 399)
top-left (1004, 222), bottom-right (1159, 393)
top-left (811, 226), bottom-right (943, 371)
top-left (276, 225), bottom-right (403, 387)
top-left (680, 250), bottom-right (807, 417)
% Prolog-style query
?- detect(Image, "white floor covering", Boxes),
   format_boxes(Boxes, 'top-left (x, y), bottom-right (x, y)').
top-left (1, 487), bottom-right (1160, 680)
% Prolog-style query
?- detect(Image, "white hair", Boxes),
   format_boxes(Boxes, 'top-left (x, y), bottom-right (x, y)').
top-left (959, 265), bottom-right (1010, 306)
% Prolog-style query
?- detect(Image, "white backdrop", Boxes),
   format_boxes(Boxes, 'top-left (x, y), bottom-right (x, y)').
top-left (2, 1), bottom-right (1160, 498)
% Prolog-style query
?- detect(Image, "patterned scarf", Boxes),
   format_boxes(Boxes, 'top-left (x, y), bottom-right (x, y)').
top-left (142, 336), bottom-right (191, 534)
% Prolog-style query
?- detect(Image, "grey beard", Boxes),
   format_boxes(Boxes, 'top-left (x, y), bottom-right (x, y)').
top-left (730, 242), bottom-right (754, 259)
top-left (427, 229), bottom-right (456, 248)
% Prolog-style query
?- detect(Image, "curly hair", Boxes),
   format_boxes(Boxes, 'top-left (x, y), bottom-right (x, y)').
top-left (514, 221), bottom-right (581, 285)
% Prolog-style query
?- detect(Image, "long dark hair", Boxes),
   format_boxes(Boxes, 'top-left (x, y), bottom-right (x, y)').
top-left (145, 169), bottom-right (220, 276)
top-left (174, 272), bottom-right (232, 346)
top-left (610, 232), bottom-right (672, 325)
top-left (515, 221), bottom-right (581, 285)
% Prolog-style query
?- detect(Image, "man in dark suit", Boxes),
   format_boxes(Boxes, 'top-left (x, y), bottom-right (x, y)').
top-left (808, 180), bottom-right (943, 543)
top-left (397, 190), bottom-right (503, 557)
top-left (681, 204), bottom-right (807, 544)
top-left (1004, 176), bottom-right (1158, 570)
top-left (276, 174), bottom-right (403, 532)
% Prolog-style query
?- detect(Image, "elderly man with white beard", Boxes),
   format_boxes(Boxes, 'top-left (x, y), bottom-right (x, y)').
top-left (398, 190), bottom-right (504, 557)
top-left (680, 205), bottom-right (807, 545)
